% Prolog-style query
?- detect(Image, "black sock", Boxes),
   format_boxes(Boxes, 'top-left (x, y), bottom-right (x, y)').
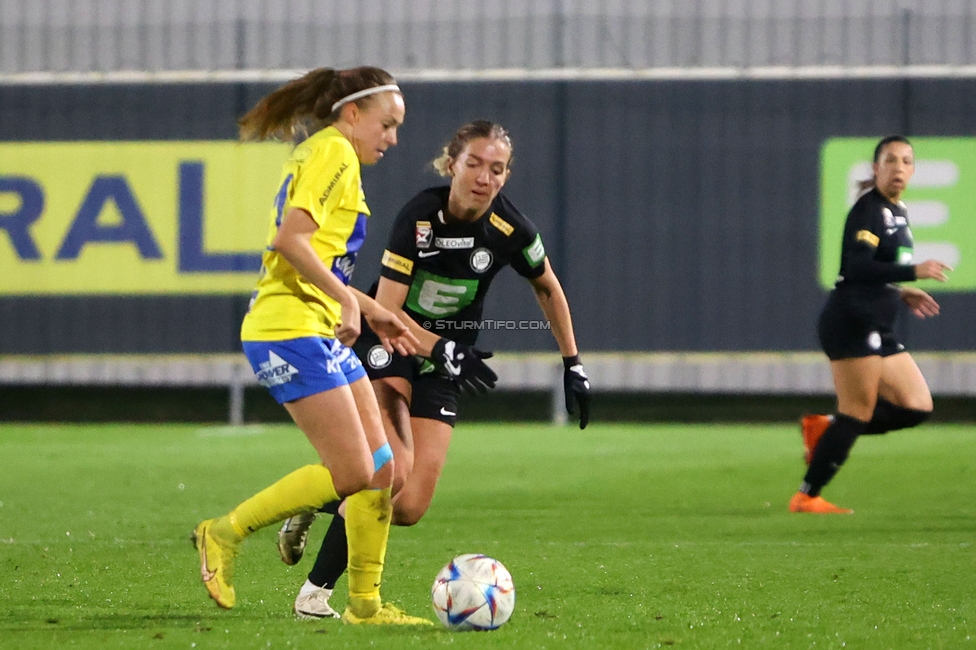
top-left (801, 413), bottom-right (867, 497)
top-left (863, 398), bottom-right (931, 434)
top-left (317, 499), bottom-right (342, 515)
top-left (307, 513), bottom-right (348, 590)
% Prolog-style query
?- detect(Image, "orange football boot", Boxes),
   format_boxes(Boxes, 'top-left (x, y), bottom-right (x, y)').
top-left (788, 492), bottom-right (853, 514)
top-left (801, 414), bottom-right (833, 464)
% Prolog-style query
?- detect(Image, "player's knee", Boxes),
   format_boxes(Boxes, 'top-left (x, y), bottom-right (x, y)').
top-left (841, 405), bottom-right (875, 422)
top-left (333, 457), bottom-right (374, 496)
top-left (838, 394), bottom-right (877, 421)
top-left (392, 498), bottom-right (430, 527)
top-left (392, 458), bottom-right (412, 496)
top-left (883, 393), bottom-right (933, 427)
top-left (333, 472), bottom-right (371, 497)
top-left (392, 509), bottom-right (425, 527)
top-left (901, 393), bottom-right (934, 413)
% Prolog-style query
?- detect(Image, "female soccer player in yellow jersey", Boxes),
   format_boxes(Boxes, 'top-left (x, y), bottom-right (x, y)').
top-left (275, 120), bottom-right (591, 619)
top-left (191, 66), bottom-right (431, 625)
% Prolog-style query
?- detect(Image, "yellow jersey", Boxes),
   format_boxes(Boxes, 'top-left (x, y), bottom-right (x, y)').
top-left (241, 126), bottom-right (369, 341)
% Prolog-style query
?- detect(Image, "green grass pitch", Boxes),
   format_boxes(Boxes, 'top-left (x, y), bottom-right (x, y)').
top-left (1, 422), bottom-right (973, 649)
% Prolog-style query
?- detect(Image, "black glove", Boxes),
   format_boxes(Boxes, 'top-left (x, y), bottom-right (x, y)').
top-left (563, 355), bottom-right (591, 429)
top-left (432, 338), bottom-right (498, 396)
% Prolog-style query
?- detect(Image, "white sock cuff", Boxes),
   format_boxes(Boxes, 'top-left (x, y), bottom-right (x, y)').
top-left (299, 579), bottom-right (330, 597)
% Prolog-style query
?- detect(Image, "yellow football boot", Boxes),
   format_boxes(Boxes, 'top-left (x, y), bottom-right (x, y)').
top-left (191, 518), bottom-right (239, 609)
top-left (341, 601), bottom-right (434, 626)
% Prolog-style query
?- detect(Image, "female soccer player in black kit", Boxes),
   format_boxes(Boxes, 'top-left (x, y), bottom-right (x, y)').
top-left (278, 120), bottom-right (592, 618)
top-left (791, 135), bottom-right (952, 514)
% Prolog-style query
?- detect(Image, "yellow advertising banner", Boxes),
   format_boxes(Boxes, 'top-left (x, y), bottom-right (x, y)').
top-left (0, 141), bottom-right (291, 294)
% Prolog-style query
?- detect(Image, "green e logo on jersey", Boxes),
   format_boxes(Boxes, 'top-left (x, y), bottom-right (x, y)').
top-left (406, 269), bottom-right (479, 318)
top-left (820, 137), bottom-right (975, 292)
top-left (523, 233), bottom-right (546, 267)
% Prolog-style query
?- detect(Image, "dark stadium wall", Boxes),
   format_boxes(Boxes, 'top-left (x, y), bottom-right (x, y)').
top-left (1, 79), bottom-right (975, 353)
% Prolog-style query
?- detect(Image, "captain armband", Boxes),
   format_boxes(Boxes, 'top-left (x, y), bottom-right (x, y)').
top-left (855, 230), bottom-right (880, 247)
top-left (381, 250), bottom-right (413, 276)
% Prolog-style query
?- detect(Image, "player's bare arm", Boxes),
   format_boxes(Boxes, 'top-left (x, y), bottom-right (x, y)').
top-left (349, 286), bottom-right (419, 356)
top-left (375, 276), bottom-right (441, 355)
top-left (527, 259), bottom-right (579, 357)
top-left (272, 207), bottom-right (361, 345)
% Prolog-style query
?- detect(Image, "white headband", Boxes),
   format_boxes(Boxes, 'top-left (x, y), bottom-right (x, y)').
top-left (331, 84), bottom-right (401, 113)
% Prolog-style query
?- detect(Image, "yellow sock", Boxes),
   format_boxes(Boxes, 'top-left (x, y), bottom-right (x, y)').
top-left (227, 464), bottom-right (339, 537)
top-left (345, 487), bottom-right (392, 618)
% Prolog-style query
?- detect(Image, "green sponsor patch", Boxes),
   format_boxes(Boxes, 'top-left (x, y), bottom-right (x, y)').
top-left (820, 138), bottom-right (974, 291)
top-left (406, 269), bottom-right (479, 318)
top-left (523, 233), bottom-right (546, 267)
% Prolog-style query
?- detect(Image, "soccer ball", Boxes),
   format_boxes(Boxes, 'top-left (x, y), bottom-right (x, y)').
top-left (431, 554), bottom-right (515, 631)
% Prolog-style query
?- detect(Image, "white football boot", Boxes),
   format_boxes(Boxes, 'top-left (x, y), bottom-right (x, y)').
top-left (294, 586), bottom-right (340, 620)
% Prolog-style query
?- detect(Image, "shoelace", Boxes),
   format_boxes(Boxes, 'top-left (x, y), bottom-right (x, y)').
top-left (309, 591), bottom-right (332, 606)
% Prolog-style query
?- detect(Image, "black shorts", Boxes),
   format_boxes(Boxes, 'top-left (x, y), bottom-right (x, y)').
top-left (352, 322), bottom-right (460, 427)
top-left (817, 286), bottom-right (905, 361)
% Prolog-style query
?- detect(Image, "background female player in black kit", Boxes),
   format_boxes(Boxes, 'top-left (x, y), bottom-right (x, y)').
top-left (790, 135), bottom-right (952, 514)
top-left (277, 120), bottom-right (593, 618)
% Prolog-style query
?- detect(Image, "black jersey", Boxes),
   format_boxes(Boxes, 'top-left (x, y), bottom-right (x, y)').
top-left (823, 187), bottom-right (918, 347)
top-left (835, 187), bottom-right (917, 289)
top-left (375, 186), bottom-right (546, 346)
